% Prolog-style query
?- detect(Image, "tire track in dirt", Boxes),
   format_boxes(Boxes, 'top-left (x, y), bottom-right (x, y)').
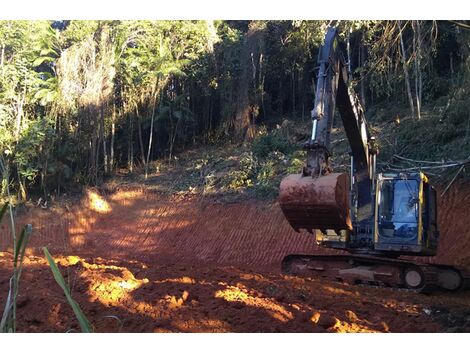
top-left (3, 180), bottom-right (470, 270)
top-left (2, 183), bottom-right (470, 334)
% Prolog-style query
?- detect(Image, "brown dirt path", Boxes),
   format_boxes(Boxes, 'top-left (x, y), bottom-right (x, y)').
top-left (1, 181), bottom-right (470, 332)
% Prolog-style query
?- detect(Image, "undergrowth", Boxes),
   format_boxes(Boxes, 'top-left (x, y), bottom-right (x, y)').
top-left (124, 120), bottom-right (310, 201)
top-left (107, 97), bottom-right (470, 202)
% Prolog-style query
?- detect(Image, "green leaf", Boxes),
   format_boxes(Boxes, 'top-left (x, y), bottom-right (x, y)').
top-left (39, 48), bottom-right (58, 57)
top-left (33, 56), bottom-right (54, 67)
top-left (14, 224), bottom-right (32, 268)
top-left (43, 247), bottom-right (93, 333)
top-left (0, 277), bottom-right (13, 332)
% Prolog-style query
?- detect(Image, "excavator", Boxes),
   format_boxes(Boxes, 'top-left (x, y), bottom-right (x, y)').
top-left (279, 26), bottom-right (469, 293)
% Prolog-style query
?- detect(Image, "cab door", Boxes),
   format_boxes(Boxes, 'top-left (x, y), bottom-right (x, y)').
top-left (374, 175), bottom-right (422, 253)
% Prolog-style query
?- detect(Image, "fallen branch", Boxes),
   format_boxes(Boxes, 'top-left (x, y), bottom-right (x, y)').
top-left (385, 155), bottom-right (470, 172)
top-left (393, 154), bottom-right (470, 166)
top-left (441, 165), bottom-right (465, 197)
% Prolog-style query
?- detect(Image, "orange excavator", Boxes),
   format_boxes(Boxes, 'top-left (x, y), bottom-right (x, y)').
top-left (279, 26), bottom-right (468, 292)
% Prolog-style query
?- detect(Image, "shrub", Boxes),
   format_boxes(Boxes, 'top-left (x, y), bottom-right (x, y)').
top-left (252, 132), bottom-right (292, 159)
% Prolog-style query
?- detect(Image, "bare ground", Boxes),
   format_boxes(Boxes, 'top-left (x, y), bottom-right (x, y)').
top-left (1, 179), bottom-right (470, 333)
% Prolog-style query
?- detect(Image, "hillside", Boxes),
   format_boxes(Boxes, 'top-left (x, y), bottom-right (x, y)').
top-left (1, 20), bottom-right (470, 334)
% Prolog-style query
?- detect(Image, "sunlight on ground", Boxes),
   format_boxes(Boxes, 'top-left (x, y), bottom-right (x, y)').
top-left (170, 318), bottom-right (231, 333)
top-left (215, 283), bottom-right (294, 322)
top-left (56, 256), bottom-right (149, 305)
top-left (109, 190), bottom-right (143, 206)
top-left (311, 310), bottom-right (381, 333)
top-left (86, 190), bottom-right (112, 214)
top-left (0, 252), bottom-right (432, 333)
top-left (323, 285), bottom-right (360, 297)
top-left (70, 234), bottom-right (86, 246)
top-left (155, 276), bottom-right (196, 284)
top-left (68, 210), bottom-right (97, 235)
top-left (56, 256), bottom-right (148, 303)
top-left (384, 300), bottom-right (421, 315)
top-left (54, 256), bottom-right (193, 325)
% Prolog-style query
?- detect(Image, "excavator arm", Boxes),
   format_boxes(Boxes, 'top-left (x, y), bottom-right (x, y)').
top-left (279, 26), bottom-right (378, 233)
top-left (305, 26), bottom-right (375, 182)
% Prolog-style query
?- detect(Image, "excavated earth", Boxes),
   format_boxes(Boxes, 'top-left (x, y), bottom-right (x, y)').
top-left (1, 180), bottom-right (470, 333)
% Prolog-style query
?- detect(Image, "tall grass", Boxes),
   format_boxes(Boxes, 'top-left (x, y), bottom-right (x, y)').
top-left (43, 247), bottom-right (93, 332)
top-left (0, 202), bottom-right (32, 333)
top-left (0, 204), bottom-right (93, 333)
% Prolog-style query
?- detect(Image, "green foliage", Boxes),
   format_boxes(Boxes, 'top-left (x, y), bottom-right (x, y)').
top-left (252, 131), bottom-right (293, 158)
top-left (286, 150), bottom-right (307, 174)
top-left (1, 20), bottom-right (470, 200)
top-left (225, 152), bottom-right (258, 189)
top-left (15, 118), bottom-right (55, 182)
top-left (43, 247), bottom-right (93, 333)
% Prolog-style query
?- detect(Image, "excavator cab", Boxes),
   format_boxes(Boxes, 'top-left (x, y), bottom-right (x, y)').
top-left (292, 171), bottom-right (439, 257)
top-left (374, 172), bottom-right (439, 256)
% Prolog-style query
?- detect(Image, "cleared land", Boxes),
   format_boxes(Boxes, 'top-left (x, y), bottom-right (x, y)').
top-left (1, 178), bottom-right (470, 332)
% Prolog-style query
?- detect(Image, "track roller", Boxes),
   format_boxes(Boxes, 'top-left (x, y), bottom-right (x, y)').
top-left (403, 267), bottom-right (425, 290)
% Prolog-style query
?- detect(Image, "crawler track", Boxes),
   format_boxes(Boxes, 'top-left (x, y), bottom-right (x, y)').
top-left (282, 254), bottom-right (470, 293)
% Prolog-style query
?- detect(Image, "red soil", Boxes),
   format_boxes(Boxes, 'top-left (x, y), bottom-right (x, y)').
top-left (1, 180), bottom-right (470, 332)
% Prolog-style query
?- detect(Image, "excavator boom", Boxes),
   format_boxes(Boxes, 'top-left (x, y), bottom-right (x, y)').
top-left (279, 26), bottom-right (376, 233)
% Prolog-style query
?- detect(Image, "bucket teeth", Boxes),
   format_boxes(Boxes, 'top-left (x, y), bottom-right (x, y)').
top-left (279, 173), bottom-right (352, 232)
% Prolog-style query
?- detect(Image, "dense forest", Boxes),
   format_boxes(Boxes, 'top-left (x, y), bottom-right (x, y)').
top-left (0, 20), bottom-right (469, 202)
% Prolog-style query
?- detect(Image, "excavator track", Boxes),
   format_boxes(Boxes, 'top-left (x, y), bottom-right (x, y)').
top-left (281, 254), bottom-right (470, 293)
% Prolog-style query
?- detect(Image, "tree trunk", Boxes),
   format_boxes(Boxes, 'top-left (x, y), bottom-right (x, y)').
top-left (110, 103), bottom-right (116, 172)
top-left (17, 170), bottom-right (27, 201)
top-left (450, 52), bottom-right (454, 81)
top-left (412, 20), bottom-right (422, 120)
top-left (89, 110), bottom-right (99, 185)
top-left (94, 120), bottom-right (100, 184)
top-left (360, 41), bottom-right (366, 108)
top-left (136, 106), bottom-right (146, 167)
top-left (128, 111), bottom-right (134, 173)
top-left (1, 45), bottom-right (4, 81)
top-left (100, 103), bottom-right (108, 174)
top-left (259, 53), bottom-right (266, 120)
top-left (234, 21), bottom-right (264, 140)
top-left (291, 70), bottom-right (295, 115)
top-left (145, 90), bottom-right (158, 178)
top-left (169, 109), bottom-right (182, 163)
top-left (0, 160), bottom-right (9, 198)
top-left (168, 104), bottom-right (174, 164)
top-left (346, 27), bottom-right (352, 80)
top-left (398, 21), bottom-right (415, 118)
top-left (15, 86), bottom-right (26, 139)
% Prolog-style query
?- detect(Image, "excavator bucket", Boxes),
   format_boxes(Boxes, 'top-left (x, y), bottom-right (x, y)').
top-left (279, 173), bottom-right (352, 233)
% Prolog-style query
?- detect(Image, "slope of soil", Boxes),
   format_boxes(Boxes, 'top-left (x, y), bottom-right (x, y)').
top-left (1, 179), bottom-right (470, 332)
